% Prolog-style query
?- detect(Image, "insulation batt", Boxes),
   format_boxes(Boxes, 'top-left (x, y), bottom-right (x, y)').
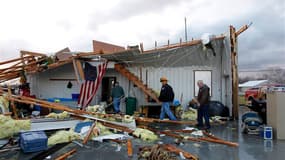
top-left (87, 105), bottom-right (105, 114)
top-left (133, 128), bottom-right (158, 141)
top-left (0, 95), bottom-right (9, 113)
top-left (48, 129), bottom-right (81, 146)
top-left (122, 115), bottom-right (134, 123)
top-left (95, 122), bottom-right (112, 136)
top-left (0, 115), bottom-right (30, 139)
top-left (45, 111), bottom-right (70, 119)
top-left (181, 108), bottom-right (197, 120)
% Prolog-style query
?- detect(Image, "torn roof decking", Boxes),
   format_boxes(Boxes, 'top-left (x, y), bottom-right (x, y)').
top-left (0, 35), bottom-right (225, 83)
top-left (101, 35), bottom-right (226, 67)
top-left (0, 53), bottom-right (47, 83)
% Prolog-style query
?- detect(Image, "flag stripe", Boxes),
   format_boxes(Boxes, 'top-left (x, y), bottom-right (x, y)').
top-left (78, 61), bottom-right (108, 110)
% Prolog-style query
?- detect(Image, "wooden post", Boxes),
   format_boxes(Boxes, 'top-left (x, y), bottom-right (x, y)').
top-left (230, 25), bottom-right (239, 120)
top-left (139, 43), bottom-right (144, 53)
top-left (8, 86), bottom-right (18, 119)
top-left (167, 39), bottom-right (170, 47)
top-left (139, 67), bottom-right (142, 81)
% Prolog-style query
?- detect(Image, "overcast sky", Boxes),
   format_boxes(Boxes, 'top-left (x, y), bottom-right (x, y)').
top-left (0, 0), bottom-right (284, 70)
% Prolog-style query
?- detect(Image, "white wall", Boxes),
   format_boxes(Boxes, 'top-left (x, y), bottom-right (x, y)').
top-left (28, 63), bottom-right (81, 99)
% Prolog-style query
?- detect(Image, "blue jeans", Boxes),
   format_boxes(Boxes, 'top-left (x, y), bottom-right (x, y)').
top-left (160, 102), bottom-right (177, 120)
top-left (197, 104), bottom-right (210, 129)
top-left (113, 97), bottom-right (121, 113)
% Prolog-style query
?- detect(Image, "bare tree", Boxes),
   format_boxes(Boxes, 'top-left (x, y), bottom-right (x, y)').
top-left (239, 76), bottom-right (252, 84)
top-left (262, 67), bottom-right (285, 84)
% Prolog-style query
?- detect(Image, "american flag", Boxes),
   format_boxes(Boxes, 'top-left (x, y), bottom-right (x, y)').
top-left (78, 61), bottom-right (108, 110)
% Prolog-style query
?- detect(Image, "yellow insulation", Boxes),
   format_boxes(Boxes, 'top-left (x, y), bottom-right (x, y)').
top-left (45, 111), bottom-right (70, 119)
top-left (133, 128), bottom-right (158, 141)
top-left (0, 115), bottom-right (30, 139)
top-left (48, 129), bottom-right (81, 146)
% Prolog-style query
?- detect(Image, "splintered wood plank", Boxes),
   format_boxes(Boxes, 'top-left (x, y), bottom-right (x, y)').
top-left (20, 50), bottom-right (47, 57)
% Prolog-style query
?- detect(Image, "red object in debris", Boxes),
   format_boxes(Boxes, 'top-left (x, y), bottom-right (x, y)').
top-left (244, 87), bottom-right (260, 101)
top-left (22, 88), bottom-right (31, 97)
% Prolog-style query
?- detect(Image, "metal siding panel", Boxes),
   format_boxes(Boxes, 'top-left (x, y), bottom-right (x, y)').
top-left (35, 64), bottom-right (81, 99)
top-left (143, 66), bottom-right (223, 108)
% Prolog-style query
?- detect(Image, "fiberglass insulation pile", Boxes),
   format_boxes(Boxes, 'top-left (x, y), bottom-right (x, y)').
top-left (0, 115), bottom-right (30, 139)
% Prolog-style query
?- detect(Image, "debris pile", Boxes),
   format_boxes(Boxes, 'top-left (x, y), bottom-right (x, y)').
top-left (138, 145), bottom-right (177, 160)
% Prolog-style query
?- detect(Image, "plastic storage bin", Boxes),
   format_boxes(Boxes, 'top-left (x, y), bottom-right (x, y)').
top-left (126, 97), bottom-right (137, 115)
top-left (20, 131), bottom-right (48, 153)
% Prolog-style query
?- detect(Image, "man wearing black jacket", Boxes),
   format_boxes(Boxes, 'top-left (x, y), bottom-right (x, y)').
top-left (196, 80), bottom-right (211, 129)
top-left (158, 77), bottom-right (177, 120)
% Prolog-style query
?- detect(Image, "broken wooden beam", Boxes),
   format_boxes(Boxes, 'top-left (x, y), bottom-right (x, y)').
top-left (83, 122), bottom-right (96, 144)
top-left (0, 55), bottom-right (33, 66)
top-left (144, 36), bottom-right (225, 54)
top-left (135, 117), bottom-right (196, 125)
top-left (144, 126), bottom-right (238, 147)
top-left (102, 122), bottom-right (134, 133)
top-left (127, 139), bottom-right (133, 157)
top-left (197, 137), bottom-right (238, 147)
top-left (20, 50), bottom-right (47, 57)
top-left (4, 93), bottom-right (136, 133)
top-left (54, 148), bottom-right (77, 160)
top-left (235, 22), bottom-right (252, 37)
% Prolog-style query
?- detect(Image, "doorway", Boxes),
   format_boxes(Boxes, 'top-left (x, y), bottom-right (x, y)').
top-left (101, 77), bottom-right (116, 102)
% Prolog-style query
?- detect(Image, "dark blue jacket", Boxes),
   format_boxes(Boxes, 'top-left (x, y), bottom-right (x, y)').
top-left (159, 84), bottom-right (174, 102)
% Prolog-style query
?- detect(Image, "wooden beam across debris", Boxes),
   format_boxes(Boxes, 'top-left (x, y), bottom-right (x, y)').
top-left (143, 126), bottom-right (238, 147)
top-left (54, 148), bottom-right (77, 160)
top-left (2, 90), bottom-right (136, 133)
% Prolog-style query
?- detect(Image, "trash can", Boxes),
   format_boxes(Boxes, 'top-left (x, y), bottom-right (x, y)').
top-left (264, 127), bottom-right (273, 140)
top-left (126, 97), bottom-right (137, 115)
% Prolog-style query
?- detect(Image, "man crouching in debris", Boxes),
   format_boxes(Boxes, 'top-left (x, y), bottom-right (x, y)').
top-left (158, 77), bottom-right (177, 121)
top-left (196, 80), bottom-right (211, 130)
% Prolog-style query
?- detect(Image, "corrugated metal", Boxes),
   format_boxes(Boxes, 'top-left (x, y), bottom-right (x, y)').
top-left (28, 36), bottom-right (232, 114)
top-left (128, 66), bottom-right (223, 108)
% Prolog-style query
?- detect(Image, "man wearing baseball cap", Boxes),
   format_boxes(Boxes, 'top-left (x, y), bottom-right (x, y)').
top-left (158, 77), bottom-right (177, 120)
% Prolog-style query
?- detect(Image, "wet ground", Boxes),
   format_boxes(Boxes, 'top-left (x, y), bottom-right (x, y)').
top-left (1, 106), bottom-right (285, 160)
